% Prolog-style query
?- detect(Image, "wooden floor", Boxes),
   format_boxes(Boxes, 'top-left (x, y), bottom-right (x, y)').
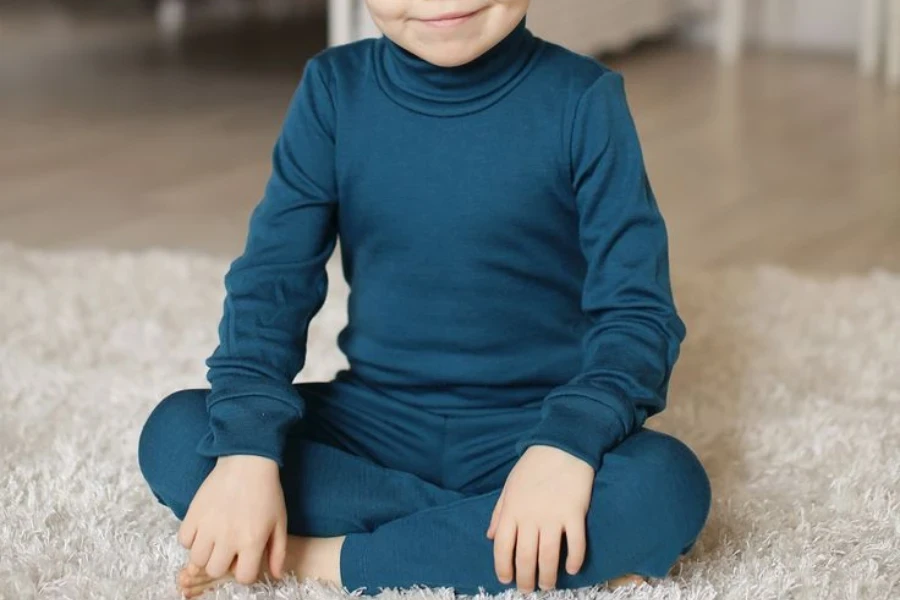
top-left (1, 11), bottom-right (898, 274)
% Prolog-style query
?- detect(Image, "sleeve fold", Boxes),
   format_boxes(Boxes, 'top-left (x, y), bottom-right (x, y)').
top-left (197, 56), bottom-right (339, 467)
top-left (516, 71), bottom-right (687, 471)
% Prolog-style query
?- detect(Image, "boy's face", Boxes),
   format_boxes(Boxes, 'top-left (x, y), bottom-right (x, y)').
top-left (365, 0), bottom-right (530, 68)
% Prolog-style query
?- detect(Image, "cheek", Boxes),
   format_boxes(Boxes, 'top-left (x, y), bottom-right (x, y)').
top-left (365, 0), bottom-right (407, 24)
top-left (496, 0), bottom-right (530, 14)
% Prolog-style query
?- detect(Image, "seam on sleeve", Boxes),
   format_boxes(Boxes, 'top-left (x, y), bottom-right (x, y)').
top-left (544, 388), bottom-right (631, 437)
top-left (568, 71), bottom-right (617, 192)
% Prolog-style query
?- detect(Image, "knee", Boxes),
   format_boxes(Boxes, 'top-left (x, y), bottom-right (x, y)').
top-left (630, 431), bottom-right (711, 549)
top-left (138, 388), bottom-right (212, 517)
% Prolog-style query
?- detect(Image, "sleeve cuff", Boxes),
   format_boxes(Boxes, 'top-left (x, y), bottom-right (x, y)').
top-left (195, 381), bottom-right (303, 468)
top-left (515, 394), bottom-right (626, 471)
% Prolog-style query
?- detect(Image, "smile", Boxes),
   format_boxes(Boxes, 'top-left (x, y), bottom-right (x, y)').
top-left (418, 8), bottom-right (484, 28)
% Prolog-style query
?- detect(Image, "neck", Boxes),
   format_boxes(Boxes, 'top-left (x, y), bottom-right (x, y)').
top-left (373, 18), bottom-right (542, 117)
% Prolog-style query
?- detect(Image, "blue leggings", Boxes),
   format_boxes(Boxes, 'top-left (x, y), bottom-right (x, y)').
top-left (138, 374), bottom-right (710, 595)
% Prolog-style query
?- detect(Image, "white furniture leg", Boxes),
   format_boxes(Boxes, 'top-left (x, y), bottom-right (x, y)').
top-left (328, 0), bottom-right (354, 47)
top-left (888, 0), bottom-right (900, 86)
top-left (859, 0), bottom-right (883, 76)
top-left (156, 0), bottom-right (187, 39)
top-left (718, 0), bottom-right (747, 64)
top-left (356, 0), bottom-right (381, 39)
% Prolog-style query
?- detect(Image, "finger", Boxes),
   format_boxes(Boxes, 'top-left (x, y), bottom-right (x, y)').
top-left (234, 545), bottom-right (264, 585)
top-left (205, 543), bottom-right (235, 580)
top-left (492, 518), bottom-right (517, 585)
top-left (515, 524), bottom-right (539, 593)
top-left (268, 520), bottom-right (288, 580)
top-left (189, 533), bottom-right (214, 569)
top-left (487, 490), bottom-right (505, 539)
top-left (565, 519), bottom-right (587, 575)
top-left (178, 518), bottom-right (197, 549)
top-left (538, 527), bottom-right (562, 590)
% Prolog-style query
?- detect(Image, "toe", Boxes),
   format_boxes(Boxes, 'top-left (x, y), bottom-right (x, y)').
top-left (608, 574), bottom-right (647, 589)
top-left (191, 575), bottom-right (213, 587)
top-left (177, 569), bottom-right (192, 589)
top-left (185, 583), bottom-right (208, 598)
top-left (186, 576), bottom-right (230, 598)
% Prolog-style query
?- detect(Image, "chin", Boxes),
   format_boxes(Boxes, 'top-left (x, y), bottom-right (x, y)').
top-left (421, 52), bottom-right (476, 68)
top-left (414, 42), bottom-right (485, 68)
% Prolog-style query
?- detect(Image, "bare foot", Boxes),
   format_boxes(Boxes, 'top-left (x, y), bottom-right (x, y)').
top-left (176, 535), bottom-right (345, 598)
top-left (607, 574), bottom-right (647, 589)
top-left (177, 562), bottom-right (236, 598)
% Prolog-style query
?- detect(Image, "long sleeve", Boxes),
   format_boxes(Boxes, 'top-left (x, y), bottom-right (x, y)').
top-left (516, 71), bottom-right (687, 471)
top-left (195, 56), bottom-right (339, 467)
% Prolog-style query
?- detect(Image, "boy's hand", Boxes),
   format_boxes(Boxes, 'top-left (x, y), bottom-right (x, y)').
top-left (177, 455), bottom-right (288, 584)
top-left (487, 445), bottom-right (594, 592)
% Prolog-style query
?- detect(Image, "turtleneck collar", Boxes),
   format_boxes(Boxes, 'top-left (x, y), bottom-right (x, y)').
top-left (372, 17), bottom-right (543, 117)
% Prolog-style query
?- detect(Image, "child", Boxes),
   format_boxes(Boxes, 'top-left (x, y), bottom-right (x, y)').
top-left (138, 0), bottom-right (711, 597)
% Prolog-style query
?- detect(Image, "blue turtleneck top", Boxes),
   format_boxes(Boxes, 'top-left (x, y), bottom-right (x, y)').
top-left (197, 19), bottom-right (687, 472)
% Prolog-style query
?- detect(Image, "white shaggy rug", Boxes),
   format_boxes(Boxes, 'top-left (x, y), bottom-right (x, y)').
top-left (1, 243), bottom-right (898, 600)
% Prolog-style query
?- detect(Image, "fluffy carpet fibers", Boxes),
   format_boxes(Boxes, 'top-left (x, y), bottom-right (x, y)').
top-left (1, 243), bottom-right (898, 600)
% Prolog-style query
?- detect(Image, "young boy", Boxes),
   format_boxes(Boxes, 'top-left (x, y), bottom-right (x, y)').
top-left (138, 1), bottom-right (711, 597)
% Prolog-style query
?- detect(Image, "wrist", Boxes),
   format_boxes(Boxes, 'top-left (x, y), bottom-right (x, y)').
top-left (217, 454), bottom-right (280, 472)
top-left (522, 443), bottom-right (597, 473)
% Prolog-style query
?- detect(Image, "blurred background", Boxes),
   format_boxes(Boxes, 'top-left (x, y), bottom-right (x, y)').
top-left (1, 0), bottom-right (898, 273)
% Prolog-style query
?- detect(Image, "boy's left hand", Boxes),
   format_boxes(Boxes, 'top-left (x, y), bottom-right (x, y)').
top-left (487, 445), bottom-right (594, 592)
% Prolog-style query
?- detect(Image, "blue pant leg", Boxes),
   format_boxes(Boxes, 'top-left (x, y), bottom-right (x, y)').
top-left (137, 386), bottom-right (463, 535)
top-left (279, 437), bottom-right (464, 537)
top-left (565, 429), bottom-right (711, 584)
top-left (340, 428), bottom-right (710, 594)
top-left (137, 388), bottom-right (213, 519)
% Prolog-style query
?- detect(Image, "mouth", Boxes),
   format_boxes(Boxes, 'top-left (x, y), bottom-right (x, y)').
top-left (418, 8), bottom-right (484, 28)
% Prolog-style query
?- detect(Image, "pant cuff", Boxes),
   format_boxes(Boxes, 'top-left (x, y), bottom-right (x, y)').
top-left (339, 533), bottom-right (370, 594)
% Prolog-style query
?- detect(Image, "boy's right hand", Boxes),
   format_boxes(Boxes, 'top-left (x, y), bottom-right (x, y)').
top-left (177, 455), bottom-right (288, 584)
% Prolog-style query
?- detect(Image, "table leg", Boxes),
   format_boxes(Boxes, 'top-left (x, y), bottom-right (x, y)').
top-left (887, 0), bottom-right (900, 85)
top-left (718, 0), bottom-right (747, 64)
top-left (328, 0), bottom-right (354, 47)
top-left (859, 0), bottom-right (883, 75)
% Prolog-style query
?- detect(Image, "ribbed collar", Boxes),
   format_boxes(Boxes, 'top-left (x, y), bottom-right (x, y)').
top-left (372, 17), bottom-right (543, 117)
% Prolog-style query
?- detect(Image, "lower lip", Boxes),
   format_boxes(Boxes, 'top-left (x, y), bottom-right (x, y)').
top-left (420, 10), bottom-right (481, 28)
